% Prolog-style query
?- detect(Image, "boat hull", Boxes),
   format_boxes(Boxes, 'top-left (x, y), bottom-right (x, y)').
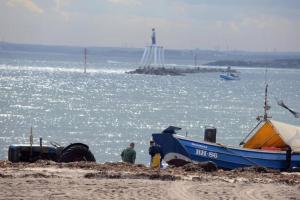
top-left (152, 133), bottom-right (300, 170)
top-left (220, 74), bottom-right (240, 80)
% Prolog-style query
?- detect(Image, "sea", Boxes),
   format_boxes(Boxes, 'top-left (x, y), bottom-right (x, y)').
top-left (0, 46), bottom-right (300, 164)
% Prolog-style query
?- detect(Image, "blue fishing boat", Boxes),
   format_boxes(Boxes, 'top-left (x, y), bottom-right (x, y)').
top-left (220, 73), bottom-right (240, 80)
top-left (152, 85), bottom-right (300, 170)
top-left (220, 66), bottom-right (240, 80)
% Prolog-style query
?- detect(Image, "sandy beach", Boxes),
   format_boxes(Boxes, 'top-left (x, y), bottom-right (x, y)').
top-left (0, 160), bottom-right (299, 200)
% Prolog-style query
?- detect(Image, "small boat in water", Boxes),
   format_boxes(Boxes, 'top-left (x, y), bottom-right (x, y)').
top-left (220, 66), bottom-right (240, 80)
top-left (220, 73), bottom-right (240, 80)
top-left (152, 85), bottom-right (300, 171)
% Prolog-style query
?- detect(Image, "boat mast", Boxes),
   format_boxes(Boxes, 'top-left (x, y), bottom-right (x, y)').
top-left (258, 67), bottom-right (271, 121)
top-left (263, 84), bottom-right (271, 120)
top-left (240, 80), bottom-right (271, 146)
top-left (240, 71), bottom-right (271, 146)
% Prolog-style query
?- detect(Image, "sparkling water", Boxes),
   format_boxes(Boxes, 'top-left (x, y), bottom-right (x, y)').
top-left (0, 50), bottom-right (299, 164)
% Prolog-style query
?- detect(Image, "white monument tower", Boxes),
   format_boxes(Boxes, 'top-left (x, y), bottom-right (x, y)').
top-left (139, 28), bottom-right (165, 68)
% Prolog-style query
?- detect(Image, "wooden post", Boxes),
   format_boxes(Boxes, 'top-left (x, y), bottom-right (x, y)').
top-left (30, 126), bottom-right (33, 158)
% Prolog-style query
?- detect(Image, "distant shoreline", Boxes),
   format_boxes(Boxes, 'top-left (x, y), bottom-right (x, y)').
top-left (1, 42), bottom-right (300, 69)
top-left (205, 59), bottom-right (300, 69)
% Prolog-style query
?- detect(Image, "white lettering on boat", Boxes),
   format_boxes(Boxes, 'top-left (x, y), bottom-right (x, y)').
top-left (191, 143), bottom-right (207, 149)
top-left (195, 149), bottom-right (218, 159)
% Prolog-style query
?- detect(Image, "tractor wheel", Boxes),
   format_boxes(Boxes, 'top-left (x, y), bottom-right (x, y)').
top-left (59, 144), bottom-right (96, 163)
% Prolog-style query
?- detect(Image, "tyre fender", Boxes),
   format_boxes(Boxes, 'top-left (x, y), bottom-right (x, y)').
top-left (61, 143), bottom-right (89, 153)
top-left (59, 143), bottom-right (96, 163)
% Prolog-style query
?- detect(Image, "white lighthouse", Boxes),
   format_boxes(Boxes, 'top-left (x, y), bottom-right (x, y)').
top-left (139, 28), bottom-right (165, 68)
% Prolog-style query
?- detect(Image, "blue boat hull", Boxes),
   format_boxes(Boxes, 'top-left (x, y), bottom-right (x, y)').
top-left (220, 74), bottom-right (240, 80)
top-left (152, 133), bottom-right (300, 170)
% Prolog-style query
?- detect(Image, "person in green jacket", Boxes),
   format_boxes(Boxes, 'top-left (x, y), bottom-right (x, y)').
top-left (121, 142), bottom-right (136, 164)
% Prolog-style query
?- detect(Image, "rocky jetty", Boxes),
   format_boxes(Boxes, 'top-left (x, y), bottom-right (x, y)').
top-left (126, 66), bottom-right (237, 76)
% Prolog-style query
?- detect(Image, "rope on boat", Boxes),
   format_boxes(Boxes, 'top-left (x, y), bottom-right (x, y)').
top-left (239, 120), bottom-right (264, 146)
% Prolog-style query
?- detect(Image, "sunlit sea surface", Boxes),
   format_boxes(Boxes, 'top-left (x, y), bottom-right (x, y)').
top-left (0, 50), bottom-right (299, 164)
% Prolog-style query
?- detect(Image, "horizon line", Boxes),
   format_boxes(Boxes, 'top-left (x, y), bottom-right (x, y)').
top-left (1, 41), bottom-right (300, 55)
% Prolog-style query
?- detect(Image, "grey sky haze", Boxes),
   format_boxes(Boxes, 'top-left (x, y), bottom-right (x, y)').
top-left (1, 0), bottom-right (300, 51)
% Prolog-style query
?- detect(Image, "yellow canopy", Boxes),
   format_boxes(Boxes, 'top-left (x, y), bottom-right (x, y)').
top-left (243, 120), bottom-right (300, 152)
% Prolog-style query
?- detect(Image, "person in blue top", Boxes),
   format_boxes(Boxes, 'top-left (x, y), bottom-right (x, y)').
top-left (149, 140), bottom-right (162, 168)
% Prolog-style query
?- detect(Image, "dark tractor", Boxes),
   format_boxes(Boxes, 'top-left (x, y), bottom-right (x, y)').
top-left (8, 139), bottom-right (96, 163)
